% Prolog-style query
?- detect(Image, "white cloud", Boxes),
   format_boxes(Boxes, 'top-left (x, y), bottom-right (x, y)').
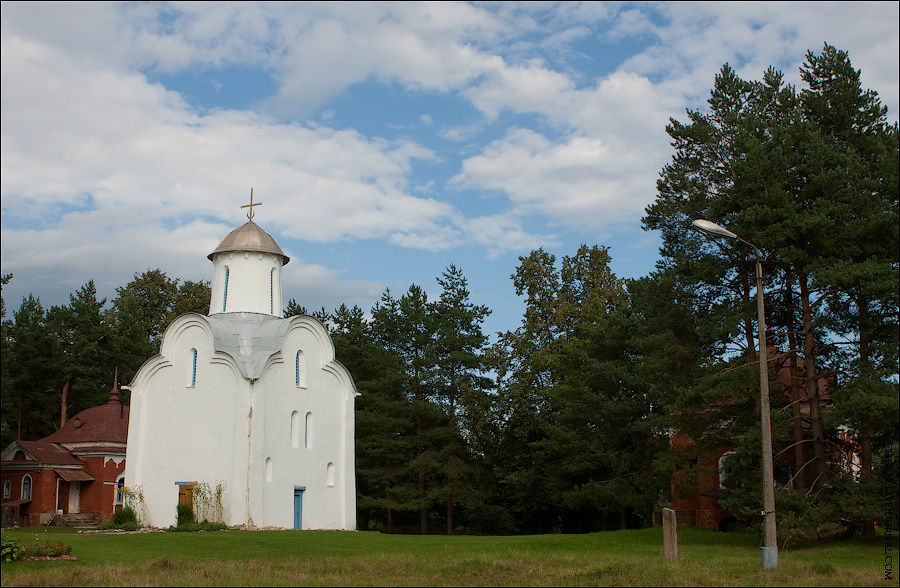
top-left (463, 59), bottom-right (575, 120)
top-left (457, 213), bottom-right (560, 259)
top-left (2, 1), bottom-right (897, 285)
top-left (257, 2), bottom-right (507, 115)
top-left (0, 218), bottom-right (384, 316)
top-left (1, 24), bottom-right (462, 245)
top-left (447, 3), bottom-right (897, 236)
top-left (451, 67), bottom-right (671, 233)
top-left (451, 128), bottom-right (660, 230)
top-left (616, 2), bottom-right (899, 118)
top-left (280, 259), bottom-right (385, 314)
top-left (0, 8), bottom-right (546, 311)
top-left (438, 124), bottom-right (482, 142)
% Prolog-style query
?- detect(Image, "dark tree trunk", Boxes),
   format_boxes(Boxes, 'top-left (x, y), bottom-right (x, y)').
top-left (414, 371), bottom-right (426, 534)
top-left (60, 378), bottom-right (71, 429)
top-left (799, 271), bottom-right (827, 487)
top-left (417, 409), bottom-right (426, 534)
top-left (446, 494), bottom-right (453, 535)
top-left (785, 275), bottom-right (806, 490)
top-left (858, 293), bottom-right (875, 539)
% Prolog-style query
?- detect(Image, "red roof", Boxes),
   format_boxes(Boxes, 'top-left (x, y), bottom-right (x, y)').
top-left (15, 440), bottom-right (82, 466)
top-left (2, 380), bottom-right (129, 472)
top-left (43, 384), bottom-right (129, 446)
top-left (54, 468), bottom-right (95, 482)
top-left (65, 444), bottom-right (126, 454)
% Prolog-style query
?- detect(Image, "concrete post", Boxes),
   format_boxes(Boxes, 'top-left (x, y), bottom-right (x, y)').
top-left (662, 507), bottom-right (678, 560)
top-left (755, 258), bottom-right (778, 570)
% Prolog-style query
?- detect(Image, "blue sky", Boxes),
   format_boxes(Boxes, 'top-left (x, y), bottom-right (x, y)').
top-left (2, 2), bottom-right (898, 339)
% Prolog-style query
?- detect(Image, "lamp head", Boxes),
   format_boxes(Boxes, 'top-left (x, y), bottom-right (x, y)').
top-left (692, 219), bottom-right (738, 240)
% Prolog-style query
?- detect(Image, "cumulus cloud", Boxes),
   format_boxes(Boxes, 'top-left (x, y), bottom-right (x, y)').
top-left (444, 3), bottom-right (897, 237)
top-left (0, 6), bottom-right (545, 309)
top-left (1, 218), bottom-right (384, 316)
top-left (615, 2), bottom-right (899, 117)
top-left (451, 129), bottom-right (659, 229)
top-left (1, 19), bottom-right (509, 248)
top-left (1, 1), bottom-right (897, 313)
top-left (463, 59), bottom-right (575, 120)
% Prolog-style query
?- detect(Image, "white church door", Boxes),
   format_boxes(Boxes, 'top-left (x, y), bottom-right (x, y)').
top-left (293, 487), bottom-right (304, 530)
top-left (68, 482), bottom-right (81, 514)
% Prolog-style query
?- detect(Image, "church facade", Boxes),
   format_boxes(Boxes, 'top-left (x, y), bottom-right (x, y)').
top-left (124, 211), bottom-right (357, 530)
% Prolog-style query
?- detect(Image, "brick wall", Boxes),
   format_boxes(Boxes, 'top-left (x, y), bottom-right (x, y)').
top-left (78, 456), bottom-right (125, 522)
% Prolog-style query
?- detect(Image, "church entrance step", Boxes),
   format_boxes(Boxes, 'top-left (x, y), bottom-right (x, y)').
top-left (51, 513), bottom-right (101, 528)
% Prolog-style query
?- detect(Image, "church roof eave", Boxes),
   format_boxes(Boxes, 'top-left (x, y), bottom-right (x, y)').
top-left (207, 312), bottom-right (294, 381)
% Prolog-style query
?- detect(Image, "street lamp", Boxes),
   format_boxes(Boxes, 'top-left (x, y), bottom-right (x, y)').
top-left (692, 219), bottom-right (778, 570)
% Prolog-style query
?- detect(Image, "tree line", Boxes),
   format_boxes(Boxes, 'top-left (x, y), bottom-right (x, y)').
top-left (1, 44), bottom-right (897, 539)
top-left (0, 270), bottom-right (210, 443)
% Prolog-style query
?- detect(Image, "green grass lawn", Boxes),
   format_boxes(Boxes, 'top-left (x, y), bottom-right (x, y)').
top-left (1, 525), bottom-right (895, 586)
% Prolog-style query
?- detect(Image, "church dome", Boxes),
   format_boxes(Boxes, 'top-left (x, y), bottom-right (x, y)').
top-left (208, 221), bottom-right (290, 265)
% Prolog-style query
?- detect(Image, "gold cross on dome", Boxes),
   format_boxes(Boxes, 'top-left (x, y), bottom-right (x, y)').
top-left (241, 188), bottom-right (263, 220)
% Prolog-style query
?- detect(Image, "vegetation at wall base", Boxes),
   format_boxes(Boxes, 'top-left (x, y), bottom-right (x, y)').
top-left (176, 503), bottom-right (195, 527)
top-left (112, 507), bottom-right (137, 527)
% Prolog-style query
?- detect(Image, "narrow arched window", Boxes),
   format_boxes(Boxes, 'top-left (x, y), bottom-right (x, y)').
top-left (326, 462), bottom-right (335, 487)
top-left (115, 476), bottom-right (125, 505)
top-left (305, 412), bottom-right (312, 449)
top-left (3, 480), bottom-right (10, 498)
top-left (270, 268), bottom-right (275, 314)
top-left (188, 348), bottom-right (198, 387)
top-left (295, 350), bottom-right (305, 387)
top-left (223, 266), bottom-right (230, 312)
top-left (291, 411), bottom-right (300, 448)
top-left (22, 474), bottom-right (32, 501)
top-left (265, 457), bottom-right (273, 482)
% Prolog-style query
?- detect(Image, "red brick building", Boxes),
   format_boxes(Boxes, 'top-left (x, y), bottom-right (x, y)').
top-left (1, 381), bottom-right (129, 527)
top-left (669, 346), bottom-right (839, 530)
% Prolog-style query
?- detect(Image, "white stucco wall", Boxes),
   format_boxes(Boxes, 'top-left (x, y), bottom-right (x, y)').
top-left (254, 319), bottom-right (355, 530)
top-left (124, 316), bottom-right (250, 528)
top-left (124, 313), bottom-right (357, 530)
top-left (208, 251), bottom-right (284, 317)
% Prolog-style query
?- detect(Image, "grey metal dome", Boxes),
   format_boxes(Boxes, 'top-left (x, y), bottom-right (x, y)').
top-left (208, 221), bottom-right (290, 265)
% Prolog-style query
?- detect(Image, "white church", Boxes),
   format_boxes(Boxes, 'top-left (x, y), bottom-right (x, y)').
top-left (124, 198), bottom-right (357, 530)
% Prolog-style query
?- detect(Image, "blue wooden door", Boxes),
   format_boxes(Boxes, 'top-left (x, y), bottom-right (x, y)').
top-left (293, 488), bottom-right (304, 530)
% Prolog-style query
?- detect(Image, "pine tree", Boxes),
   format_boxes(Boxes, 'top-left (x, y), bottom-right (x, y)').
top-left (8, 295), bottom-right (61, 442)
top-left (47, 281), bottom-right (116, 415)
top-left (644, 45), bottom-right (899, 539)
top-left (371, 287), bottom-right (441, 533)
top-left (430, 265), bottom-right (492, 534)
top-left (0, 274), bottom-right (14, 446)
top-left (799, 44), bottom-right (900, 537)
top-left (283, 298), bottom-right (307, 317)
top-left (330, 303), bottom-right (416, 532)
top-left (490, 249), bottom-right (563, 532)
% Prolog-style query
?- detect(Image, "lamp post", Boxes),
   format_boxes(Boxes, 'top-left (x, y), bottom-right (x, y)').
top-left (692, 219), bottom-right (778, 570)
